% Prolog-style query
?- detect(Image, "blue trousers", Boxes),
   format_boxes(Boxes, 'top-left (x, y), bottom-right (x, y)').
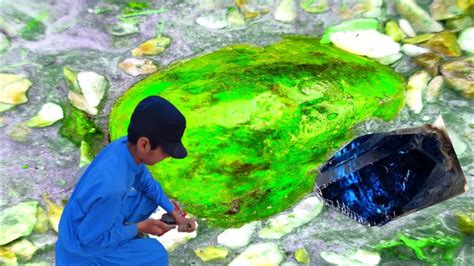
top-left (56, 189), bottom-right (169, 266)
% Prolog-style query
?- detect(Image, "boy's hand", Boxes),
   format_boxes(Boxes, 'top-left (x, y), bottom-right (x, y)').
top-left (137, 219), bottom-right (176, 236)
top-left (177, 218), bottom-right (196, 233)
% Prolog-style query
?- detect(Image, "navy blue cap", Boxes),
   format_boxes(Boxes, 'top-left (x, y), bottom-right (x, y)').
top-left (128, 96), bottom-right (187, 159)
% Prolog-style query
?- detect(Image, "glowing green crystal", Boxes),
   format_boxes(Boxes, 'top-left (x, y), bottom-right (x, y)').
top-left (59, 105), bottom-right (104, 157)
top-left (109, 36), bottom-right (405, 227)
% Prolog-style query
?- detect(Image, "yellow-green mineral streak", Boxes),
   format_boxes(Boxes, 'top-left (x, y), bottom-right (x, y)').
top-left (109, 36), bottom-right (405, 227)
top-left (374, 233), bottom-right (463, 264)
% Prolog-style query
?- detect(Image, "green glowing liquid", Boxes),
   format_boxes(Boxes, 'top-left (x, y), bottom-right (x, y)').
top-left (109, 36), bottom-right (405, 227)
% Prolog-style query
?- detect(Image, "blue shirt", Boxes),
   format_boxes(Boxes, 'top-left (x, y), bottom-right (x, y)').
top-left (56, 136), bottom-right (175, 260)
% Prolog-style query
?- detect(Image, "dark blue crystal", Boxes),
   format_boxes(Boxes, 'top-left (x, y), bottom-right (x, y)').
top-left (315, 125), bottom-right (467, 226)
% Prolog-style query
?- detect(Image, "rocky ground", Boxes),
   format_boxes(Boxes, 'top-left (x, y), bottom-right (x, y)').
top-left (0, 0), bottom-right (473, 265)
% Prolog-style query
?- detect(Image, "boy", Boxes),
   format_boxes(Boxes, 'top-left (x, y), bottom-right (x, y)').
top-left (56, 96), bottom-right (196, 265)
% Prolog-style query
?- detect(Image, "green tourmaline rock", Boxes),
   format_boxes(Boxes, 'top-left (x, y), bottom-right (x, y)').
top-left (413, 53), bottom-right (442, 76)
top-left (425, 31), bottom-right (462, 57)
top-left (403, 34), bottom-right (434, 44)
top-left (456, 211), bottom-right (474, 235)
top-left (441, 57), bottom-right (474, 99)
top-left (109, 36), bottom-right (405, 227)
top-left (295, 248), bottom-right (310, 264)
top-left (385, 20), bottom-right (405, 42)
top-left (0, 201), bottom-right (38, 245)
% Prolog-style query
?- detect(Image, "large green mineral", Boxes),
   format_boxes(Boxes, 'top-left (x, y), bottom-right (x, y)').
top-left (109, 36), bottom-right (405, 227)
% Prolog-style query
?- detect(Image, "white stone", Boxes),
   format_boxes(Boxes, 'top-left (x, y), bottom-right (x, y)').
top-left (351, 250), bottom-right (381, 265)
top-left (258, 196), bottom-right (323, 239)
top-left (149, 208), bottom-right (198, 252)
top-left (26, 103), bottom-right (64, 128)
top-left (375, 52), bottom-right (403, 65)
top-left (400, 44), bottom-right (431, 56)
top-left (274, 0), bottom-right (297, 23)
top-left (405, 70), bottom-right (430, 114)
top-left (329, 29), bottom-right (400, 58)
top-left (426, 76), bottom-right (443, 103)
top-left (68, 91), bottom-right (98, 116)
top-left (229, 243), bottom-right (284, 266)
top-left (458, 27), bottom-right (474, 54)
top-left (320, 249), bottom-right (380, 266)
top-left (217, 221), bottom-right (259, 249)
top-left (77, 71), bottom-right (107, 107)
top-left (196, 13), bottom-right (228, 30)
top-left (398, 19), bottom-right (415, 37)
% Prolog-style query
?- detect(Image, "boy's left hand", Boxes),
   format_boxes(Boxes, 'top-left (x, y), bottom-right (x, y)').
top-left (177, 218), bottom-right (196, 233)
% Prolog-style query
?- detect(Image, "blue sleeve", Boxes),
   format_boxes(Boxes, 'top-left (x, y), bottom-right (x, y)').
top-left (76, 192), bottom-right (138, 248)
top-left (136, 168), bottom-right (175, 213)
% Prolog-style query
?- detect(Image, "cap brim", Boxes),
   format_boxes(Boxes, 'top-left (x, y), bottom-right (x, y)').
top-left (162, 141), bottom-right (187, 159)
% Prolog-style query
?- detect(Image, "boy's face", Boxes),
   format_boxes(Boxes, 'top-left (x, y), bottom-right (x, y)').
top-left (137, 137), bottom-right (170, 165)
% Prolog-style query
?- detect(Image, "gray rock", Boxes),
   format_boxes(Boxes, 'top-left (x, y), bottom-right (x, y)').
top-left (0, 32), bottom-right (10, 52)
top-left (395, 0), bottom-right (443, 33)
top-left (108, 21), bottom-right (139, 36)
top-left (274, 0), bottom-right (297, 23)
